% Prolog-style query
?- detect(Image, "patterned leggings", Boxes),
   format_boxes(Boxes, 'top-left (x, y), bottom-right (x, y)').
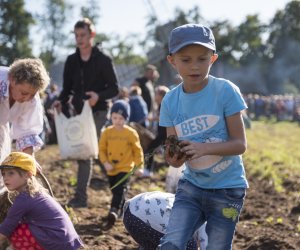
top-left (9, 223), bottom-right (44, 250)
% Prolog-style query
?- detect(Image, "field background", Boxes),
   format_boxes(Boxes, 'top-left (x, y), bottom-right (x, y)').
top-left (35, 121), bottom-right (300, 249)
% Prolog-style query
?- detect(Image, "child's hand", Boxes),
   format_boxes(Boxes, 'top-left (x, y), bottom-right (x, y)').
top-left (104, 162), bottom-right (113, 172)
top-left (165, 135), bottom-right (188, 168)
top-left (180, 140), bottom-right (205, 160)
top-left (165, 144), bottom-right (187, 167)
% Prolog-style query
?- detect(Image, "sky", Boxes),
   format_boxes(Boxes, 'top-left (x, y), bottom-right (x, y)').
top-left (25, 0), bottom-right (292, 57)
top-left (98, 0), bottom-right (290, 36)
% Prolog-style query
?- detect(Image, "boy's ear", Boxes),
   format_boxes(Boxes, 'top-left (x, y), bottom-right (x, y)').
top-left (91, 31), bottom-right (96, 37)
top-left (210, 54), bottom-right (218, 64)
top-left (167, 55), bottom-right (176, 68)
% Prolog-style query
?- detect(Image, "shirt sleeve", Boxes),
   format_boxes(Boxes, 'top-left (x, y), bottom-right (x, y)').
top-left (222, 82), bottom-right (248, 117)
top-left (97, 55), bottom-right (119, 100)
top-left (0, 193), bottom-right (29, 236)
top-left (130, 129), bottom-right (144, 168)
top-left (11, 94), bottom-right (44, 152)
top-left (159, 93), bottom-right (173, 127)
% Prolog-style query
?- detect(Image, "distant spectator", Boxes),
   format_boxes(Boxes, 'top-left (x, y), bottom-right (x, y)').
top-left (143, 85), bottom-right (169, 177)
top-left (44, 83), bottom-right (59, 144)
top-left (131, 64), bottom-right (159, 114)
top-left (128, 85), bottom-right (148, 127)
top-left (117, 86), bottom-right (129, 102)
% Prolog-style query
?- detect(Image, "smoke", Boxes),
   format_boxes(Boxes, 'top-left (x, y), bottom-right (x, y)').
top-left (212, 61), bottom-right (268, 94)
top-left (211, 39), bottom-right (300, 94)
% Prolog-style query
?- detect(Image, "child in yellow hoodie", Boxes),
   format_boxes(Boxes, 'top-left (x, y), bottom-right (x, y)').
top-left (99, 100), bottom-right (144, 230)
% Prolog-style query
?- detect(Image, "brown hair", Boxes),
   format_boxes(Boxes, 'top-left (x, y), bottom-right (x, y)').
top-left (74, 17), bottom-right (95, 34)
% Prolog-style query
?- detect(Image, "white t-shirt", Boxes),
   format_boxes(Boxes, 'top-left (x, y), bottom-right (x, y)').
top-left (0, 66), bottom-right (44, 159)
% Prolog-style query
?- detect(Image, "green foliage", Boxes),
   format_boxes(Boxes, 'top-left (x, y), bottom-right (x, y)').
top-left (62, 161), bottom-right (71, 168)
top-left (69, 177), bottom-right (77, 186)
top-left (0, 0), bottom-right (34, 65)
top-left (265, 0), bottom-right (300, 93)
top-left (244, 121), bottom-right (300, 192)
top-left (80, 0), bottom-right (100, 24)
top-left (3, 1), bottom-right (299, 93)
top-left (282, 82), bottom-right (299, 94)
top-left (106, 34), bottom-right (147, 65)
top-left (234, 15), bottom-right (266, 65)
top-left (210, 21), bottom-right (236, 64)
top-left (64, 205), bottom-right (79, 224)
top-left (37, 0), bottom-right (71, 67)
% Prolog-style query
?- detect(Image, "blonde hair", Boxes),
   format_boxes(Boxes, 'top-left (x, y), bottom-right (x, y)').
top-left (129, 85), bottom-right (142, 96)
top-left (9, 58), bottom-right (50, 91)
top-left (7, 169), bottom-right (48, 203)
top-left (155, 85), bottom-right (169, 97)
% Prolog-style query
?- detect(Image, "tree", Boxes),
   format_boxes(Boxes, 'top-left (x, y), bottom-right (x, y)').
top-left (0, 0), bottom-right (34, 65)
top-left (37, 0), bottom-right (71, 68)
top-left (80, 0), bottom-right (100, 24)
top-left (106, 34), bottom-right (146, 65)
top-left (210, 20), bottom-right (237, 65)
top-left (234, 15), bottom-right (266, 65)
top-left (265, 0), bottom-right (300, 93)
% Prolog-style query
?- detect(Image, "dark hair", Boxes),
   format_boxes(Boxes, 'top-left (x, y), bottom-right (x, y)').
top-left (74, 17), bottom-right (95, 34)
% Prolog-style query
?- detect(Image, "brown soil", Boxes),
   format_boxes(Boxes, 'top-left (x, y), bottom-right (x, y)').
top-left (35, 145), bottom-right (300, 250)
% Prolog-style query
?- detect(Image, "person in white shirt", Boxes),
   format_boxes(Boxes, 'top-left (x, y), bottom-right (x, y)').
top-left (0, 58), bottom-right (50, 193)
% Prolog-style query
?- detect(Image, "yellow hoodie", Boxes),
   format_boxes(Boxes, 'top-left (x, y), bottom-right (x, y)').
top-left (99, 125), bottom-right (144, 176)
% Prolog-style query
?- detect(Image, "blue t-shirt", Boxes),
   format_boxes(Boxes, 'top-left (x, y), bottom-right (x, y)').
top-left (160, 75), bottom-right (248, 189)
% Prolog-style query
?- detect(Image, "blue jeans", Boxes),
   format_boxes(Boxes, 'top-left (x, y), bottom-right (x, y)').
top-left (159, 179), bottom-right (246, 250)
top-left (123, 206), bottom-right (198, 250)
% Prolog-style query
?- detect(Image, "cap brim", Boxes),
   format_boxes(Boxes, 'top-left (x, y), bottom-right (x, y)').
top-left (170, 41), bottom-right (215, 54)
top-left (0, 165), bottom-right (16, 170)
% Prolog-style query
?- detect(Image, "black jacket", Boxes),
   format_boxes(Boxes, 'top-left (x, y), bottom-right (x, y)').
top-left (59, 46), bottom-right (119, 114)
top-left (135, 76), bottom-right (155, 113)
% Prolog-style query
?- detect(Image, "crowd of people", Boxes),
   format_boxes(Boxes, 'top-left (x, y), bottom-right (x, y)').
top-left (244, 93), bottom-right (300, 123)
top-left (0, 17), bottom-right (298, 250)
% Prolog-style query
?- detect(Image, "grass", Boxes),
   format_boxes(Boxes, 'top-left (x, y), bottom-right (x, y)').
top-left (243, 121), bottom-right (300, 192)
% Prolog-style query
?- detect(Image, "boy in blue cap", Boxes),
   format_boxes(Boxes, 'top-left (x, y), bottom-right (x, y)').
top-left (158, 24), bottom-right (248, 249)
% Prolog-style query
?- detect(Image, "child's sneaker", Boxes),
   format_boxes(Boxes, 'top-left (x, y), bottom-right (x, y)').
top-left (101, 209), bottom-right (118, 230)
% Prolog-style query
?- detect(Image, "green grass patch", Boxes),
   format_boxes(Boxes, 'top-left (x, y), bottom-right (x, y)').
top-left (244, 121), bottom-right (300, 192)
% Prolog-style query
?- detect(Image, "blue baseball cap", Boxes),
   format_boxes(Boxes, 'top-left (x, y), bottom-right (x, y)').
top-left (169, 24), bottom-right (216, 54)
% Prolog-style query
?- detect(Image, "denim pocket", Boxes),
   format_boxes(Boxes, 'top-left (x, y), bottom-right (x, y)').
top-left (223, 188), bottom-right (246, 201)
